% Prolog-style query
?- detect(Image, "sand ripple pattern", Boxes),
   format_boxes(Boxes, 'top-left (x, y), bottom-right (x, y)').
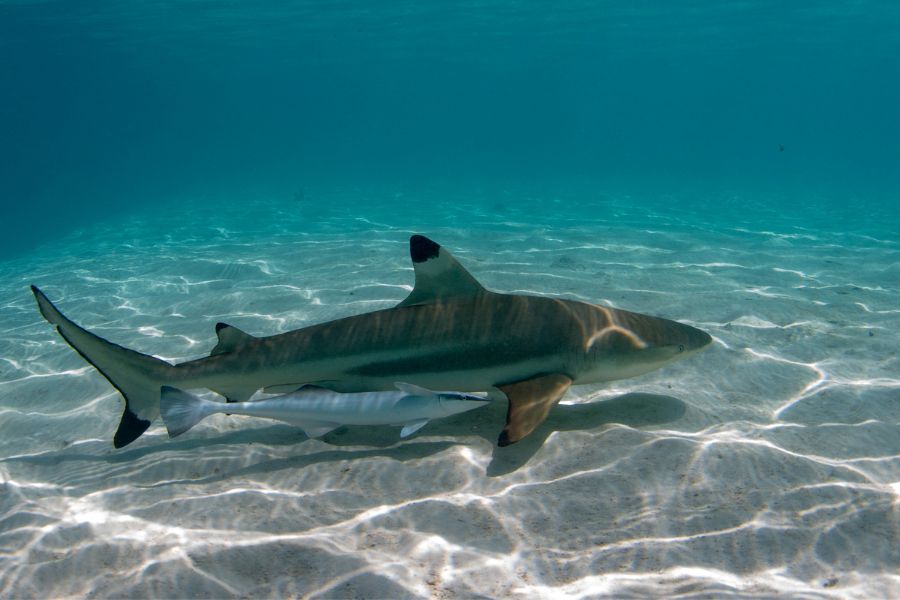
top-left (1, 195), bottom-right (898, 598)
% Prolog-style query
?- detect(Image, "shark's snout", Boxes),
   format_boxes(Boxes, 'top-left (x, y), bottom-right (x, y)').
top-left (676, 321), bottom-right (713, 354)
top-left (612, 309), bottom-right (712, 354)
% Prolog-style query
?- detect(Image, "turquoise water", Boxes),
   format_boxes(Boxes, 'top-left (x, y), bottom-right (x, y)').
top-left (2, 2), bottom-right (899, 598)
top-left (2, 1), bottom-right (899, 256)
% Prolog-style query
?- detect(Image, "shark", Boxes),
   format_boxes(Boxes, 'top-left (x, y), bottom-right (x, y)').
top-left (31, 234), bottom-right (712, 449)
top-left (160, 382), bottom-right (491, 440)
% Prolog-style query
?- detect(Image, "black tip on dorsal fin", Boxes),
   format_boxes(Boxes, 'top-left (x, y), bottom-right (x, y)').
top-left (211, 322), bottom-right (256, 356)
top-left (410, 235), bottom-right (440, 263)
top-left (397, 235), bottom-right (487, 308)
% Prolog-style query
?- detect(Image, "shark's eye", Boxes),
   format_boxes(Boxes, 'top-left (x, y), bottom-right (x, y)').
top-left (678, 344), bottom-right (685, 353)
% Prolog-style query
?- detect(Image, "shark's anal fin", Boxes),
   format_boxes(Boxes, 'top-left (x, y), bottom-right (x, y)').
top-left (211, 322), bottom-right (256, 356)
top-left (498, 373), bottom-right (572, 447)
top-left (396, 235), bottom-right (487, 307)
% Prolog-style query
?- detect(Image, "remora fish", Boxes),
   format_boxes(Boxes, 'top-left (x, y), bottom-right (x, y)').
top-left (31, 234), bottom-right (712, 448)
top-left (160, 382), bottom-right (490, 440)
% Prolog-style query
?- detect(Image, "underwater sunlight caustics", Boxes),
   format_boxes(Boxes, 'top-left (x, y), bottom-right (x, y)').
top-left (31, 234), bottom-right (712, 448)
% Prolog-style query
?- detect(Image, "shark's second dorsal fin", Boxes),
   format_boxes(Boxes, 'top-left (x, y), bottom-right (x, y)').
top-left (211, 322), bottom-right (256, 356)
top-left (397, 235), bottom-right (487, 307)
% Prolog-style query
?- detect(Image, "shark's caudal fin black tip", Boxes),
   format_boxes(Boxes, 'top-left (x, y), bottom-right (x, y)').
top-left (113, 407), bottom-right (152, 448)
top-left (31, 287), bottom-right (173, 448)
top-left (409, 235), bottom-right (440, 263)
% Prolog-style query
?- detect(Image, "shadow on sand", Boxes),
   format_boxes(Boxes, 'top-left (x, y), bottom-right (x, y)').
top-left (4, 392), bottom-right (686, 480)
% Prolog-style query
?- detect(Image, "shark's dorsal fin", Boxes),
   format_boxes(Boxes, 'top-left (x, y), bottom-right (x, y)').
top-left (211, 322), bottom-right (256, 356)
top-left (396, 235), bottom-right (487, 308)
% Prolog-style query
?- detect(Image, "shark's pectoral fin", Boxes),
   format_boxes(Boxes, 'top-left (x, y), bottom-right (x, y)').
top-left (297, 420), bottom-right (341, 438)
top-left (211, 322), bottom-right (257, 356)
top-left (498, 373), bottom-right (572, 447)
top-left (400, 419), bottom-right (430, 438)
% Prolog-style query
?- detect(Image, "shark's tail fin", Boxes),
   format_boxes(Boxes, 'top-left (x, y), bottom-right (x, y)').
top-left (31, 286), bottom-right (175, 448)
top-left (160, 386), bottom-right (214, 438)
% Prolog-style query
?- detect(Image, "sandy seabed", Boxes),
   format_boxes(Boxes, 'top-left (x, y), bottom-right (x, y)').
top-left (1, 193), bottom-right (898, 598)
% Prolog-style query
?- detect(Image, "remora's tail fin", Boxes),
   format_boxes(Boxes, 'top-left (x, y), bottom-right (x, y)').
top-left (160, 386), bottom-right (213, 437)
top-left (31, 286), bottom-right (174, 448)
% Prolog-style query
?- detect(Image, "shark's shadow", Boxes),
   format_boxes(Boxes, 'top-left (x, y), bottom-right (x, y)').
top-left (4, 393), bottom-right (686, 481)
top-left (1, 425), bottom-right (461, 490)
top-left (321, 391), bottom-right (687, 476)
top-left (490, 392), bottom-right (685, 475)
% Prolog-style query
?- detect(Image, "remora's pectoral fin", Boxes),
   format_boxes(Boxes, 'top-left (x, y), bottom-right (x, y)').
top-left (498, 373), bottom-right (573, 447)
top-left (397, 235), bottom-right (487, 307)
top-left (211, 322), bottom-right (256, 356)
top-left (400, 419), bottom-right (430, 438)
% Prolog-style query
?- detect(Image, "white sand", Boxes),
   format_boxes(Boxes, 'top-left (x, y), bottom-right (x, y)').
top-left (1, 192), bottom-right (897, 598)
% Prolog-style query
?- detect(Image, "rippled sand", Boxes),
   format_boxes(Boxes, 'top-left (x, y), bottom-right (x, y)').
top-left (1, 193), bottom-right (897, 598)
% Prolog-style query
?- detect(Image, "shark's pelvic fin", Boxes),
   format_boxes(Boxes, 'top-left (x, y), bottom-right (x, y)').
top-left (396, 235), bottom-right (487, 307)
top-left (30, 286), bottom-right (174, 448)
top-left (498, 373), bottom-right (573, 446)
top-left (211, 322), bottom-right (257, 356)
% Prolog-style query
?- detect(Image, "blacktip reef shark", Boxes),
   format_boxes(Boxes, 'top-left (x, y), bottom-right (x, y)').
top-left (160, 382), bottom-right (490, 440)
top-left (31, 234), bottom-right (712, 449)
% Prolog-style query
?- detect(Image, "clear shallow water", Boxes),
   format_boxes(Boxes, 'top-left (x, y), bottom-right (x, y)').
top-left (1, 196), bottom-right (898, 598)
top-left (2, 0), bottom-right (900, 597)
